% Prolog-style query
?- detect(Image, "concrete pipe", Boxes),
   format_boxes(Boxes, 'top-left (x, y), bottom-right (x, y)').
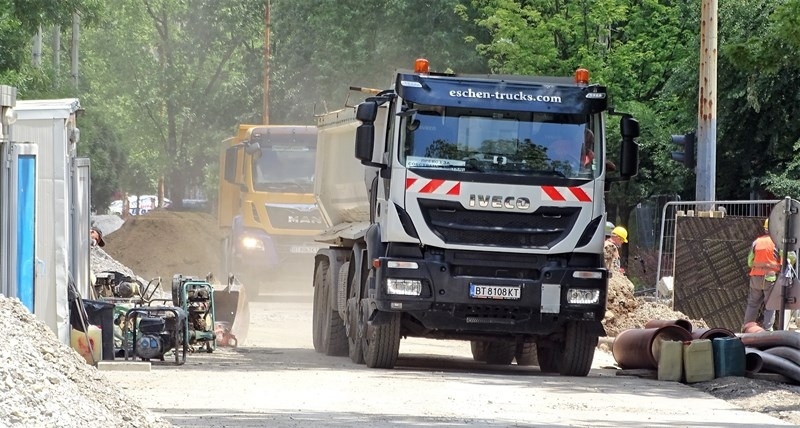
top-left (744, 347), bottom-right (764, 373)
top-left (612, 326), bottom-right (693, 370)
top-left (744, 348), bottom-right (800, 383)
top-left (763, 346), bottom-right (800, 367)
top-left (644, 319), bottom-right (693, 333)
top-left (739, 330), bottom-right (800, 350)
top-left (691, 327), bottom-right (735, 340)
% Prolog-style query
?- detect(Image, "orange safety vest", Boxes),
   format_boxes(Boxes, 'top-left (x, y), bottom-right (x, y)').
top-left (749, 235), bottom-right (780, 276)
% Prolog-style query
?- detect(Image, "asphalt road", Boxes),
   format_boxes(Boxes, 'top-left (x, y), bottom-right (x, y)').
top-left (103, 298), bottom-right (792, 427)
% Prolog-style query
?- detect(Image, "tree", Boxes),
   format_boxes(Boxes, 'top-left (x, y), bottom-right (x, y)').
top-left (80, 0), bottom-right (266, 206)
top-left (719, 0), bottom-right (800, 199)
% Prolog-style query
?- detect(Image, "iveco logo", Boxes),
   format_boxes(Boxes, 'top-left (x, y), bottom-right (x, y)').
top-left (468, 195), bottom-right (530, 210)
top-left (288, 215), bottom-right (323, 224)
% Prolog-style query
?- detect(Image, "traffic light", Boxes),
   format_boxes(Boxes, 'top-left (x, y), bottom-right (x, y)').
top-left (670, 132), bottom-right (696, 169)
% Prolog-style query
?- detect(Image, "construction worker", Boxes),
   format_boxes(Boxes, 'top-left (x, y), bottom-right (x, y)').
top-left (744, 219), bottom-right (782, 331)
top-left (605, 226), bottom-right (628, 273)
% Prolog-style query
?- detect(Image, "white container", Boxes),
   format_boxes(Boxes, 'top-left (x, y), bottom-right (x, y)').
top-left (70, 325), bottom-right (102, 364)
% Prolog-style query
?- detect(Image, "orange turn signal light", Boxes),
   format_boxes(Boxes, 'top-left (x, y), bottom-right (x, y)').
top-left (414, 58), bottom-right (430, 74)
top-left (575, 68), bottom-right (590, 85)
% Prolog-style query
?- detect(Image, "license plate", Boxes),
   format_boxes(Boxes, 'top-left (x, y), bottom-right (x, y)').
top-left (469, 284), bottom-right (521, 300)
top-left (289, 245), bottom-right (317, 254)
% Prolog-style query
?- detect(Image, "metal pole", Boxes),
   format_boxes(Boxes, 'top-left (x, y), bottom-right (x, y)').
top-left (71, 13), bottom-right (80, 90)
top-left (777, 196), bottom-right (796, 330)
top-left (262, 0), bottom-right (270, 125)
top-left (696, 0), bottom-right (717, 207)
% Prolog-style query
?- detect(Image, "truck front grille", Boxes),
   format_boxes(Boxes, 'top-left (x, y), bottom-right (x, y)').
top-left (463, 304), bottom-right (530, 324)
top-left (264, 204), bottom-right (326, 231)
top-left (418, 199), bottom-right (579, 249)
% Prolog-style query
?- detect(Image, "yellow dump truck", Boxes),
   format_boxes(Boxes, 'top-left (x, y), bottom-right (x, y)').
top-left (218, 125), bottom-right (325, 296)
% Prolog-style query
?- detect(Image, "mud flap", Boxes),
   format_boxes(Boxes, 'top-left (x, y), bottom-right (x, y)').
top-left (213, 275), bottom-right (250, 347)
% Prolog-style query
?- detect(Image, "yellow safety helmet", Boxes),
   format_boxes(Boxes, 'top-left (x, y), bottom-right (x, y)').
top-left (764, 218), bottom-right (769, 231)
top-left (611, 226), bottom-right (628, 243)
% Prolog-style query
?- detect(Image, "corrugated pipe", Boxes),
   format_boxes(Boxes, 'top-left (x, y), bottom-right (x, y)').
top-left (763, 346), bottom-right (800, 367)
top-left (691, 327), bottom-right (736, 340)
top-left (744, 348), bottom-right (800, 383)
top-left (644, 319), bottom-right (693, 333)
top-left (612, 326), bottom-right (693, 370)
top-left (744, 347), bottom-right (764, 373)
top-left (739, 330), bottom-right (800, 350)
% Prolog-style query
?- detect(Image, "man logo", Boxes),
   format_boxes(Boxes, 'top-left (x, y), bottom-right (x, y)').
top-left (468, 195), bottom-right (530, 210)
top-left (288, 215), bottom-right (323, 224)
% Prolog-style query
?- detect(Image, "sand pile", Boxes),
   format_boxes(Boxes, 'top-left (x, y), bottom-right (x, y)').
top-left (103, 210), bottom-right (223, 280)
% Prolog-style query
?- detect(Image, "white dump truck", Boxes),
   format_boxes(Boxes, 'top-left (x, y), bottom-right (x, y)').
top-left (311, 60), bottom-right (640, 376)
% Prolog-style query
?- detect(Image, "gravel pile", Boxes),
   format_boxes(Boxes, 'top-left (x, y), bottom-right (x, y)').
top-left (0, 295), bottom-right (172, 428)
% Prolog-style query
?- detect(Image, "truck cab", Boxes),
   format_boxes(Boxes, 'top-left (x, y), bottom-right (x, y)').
top-left (312, 62), bottom-right (639, 376)
top-left (218, 125), bottom-right (325, 295)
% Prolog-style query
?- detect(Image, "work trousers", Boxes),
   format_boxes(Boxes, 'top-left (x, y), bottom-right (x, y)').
top-left (743, 275), bottom-right (776, 330)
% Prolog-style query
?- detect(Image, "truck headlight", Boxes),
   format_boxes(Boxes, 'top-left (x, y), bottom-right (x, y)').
top-left (386, 279), bottom-right (422, 296)
top-left (566, 288), bottom-right (600, 304)
top-left (241, 236), bottom-right (265, 251)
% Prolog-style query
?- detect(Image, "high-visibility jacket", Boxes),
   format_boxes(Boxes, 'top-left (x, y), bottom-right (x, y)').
top-left (748, 235), bottom-right (780, 276)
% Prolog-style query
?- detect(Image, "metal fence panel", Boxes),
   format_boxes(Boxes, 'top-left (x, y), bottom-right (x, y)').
top-left (656, 200), bottom-right (779, 297)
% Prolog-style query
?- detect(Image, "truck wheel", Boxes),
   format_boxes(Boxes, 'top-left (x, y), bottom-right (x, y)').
top-left (559, 321), bottom-right (597, 377)
top-left (470, 341), bottom-right (488, 362)
top-left (515, 342), bottom-right (538, 366)
top-left (346, 277), bottom-right (365, 364)
top-left (484, 342), bottom-right (516, 365)
top-left (537, 345), bottom-right (560, 373)
top-left (311, 263), bottom-right (326, 353)
top-left (361, 302), bottom-right (400, 369)
top-left (319, 260), bottom-right (348, 356)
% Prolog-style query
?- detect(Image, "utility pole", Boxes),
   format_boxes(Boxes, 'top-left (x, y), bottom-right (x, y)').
top-left (71, 13), bottom-right (80, 90)
top-left (262, 0), bottom-right (270, 125)
top-left (696, 0), bottom-right (717, 206)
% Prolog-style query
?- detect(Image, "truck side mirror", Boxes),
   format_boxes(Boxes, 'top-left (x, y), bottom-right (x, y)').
top-left (223, 146), bottom-right (240, 184)
top-left (356, 101), bottom-right (378, 123)
top-left (618, 116), bottom-right (640, 179)
top-left (355, 124), bottom-right (375, 164)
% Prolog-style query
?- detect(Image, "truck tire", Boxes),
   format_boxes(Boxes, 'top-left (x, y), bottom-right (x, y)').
top-left (559, 321), bottom-right (597, 377)
top-left (319, 260), bottom-right (348, 356)
top-left (361, 304), bottom-right (400, 369)
top-left (346, 277), bottom-right (365, 364)
top-left (484, 342), bottom-right (516, 365)
top-left (470, 341), bottom-right (488, 362)
top-left (515, 342), bottom-right (538, 366)
top-left (312, 263), bottom-right (326, 353)
top-left (536, 346), bottom-right (559, 373)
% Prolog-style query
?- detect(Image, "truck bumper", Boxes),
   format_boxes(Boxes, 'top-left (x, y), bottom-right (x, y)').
top-left (370, 255), bottom-right (607, 336)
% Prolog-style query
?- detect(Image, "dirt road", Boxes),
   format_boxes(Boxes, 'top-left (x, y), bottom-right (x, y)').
top-left (103, 298), bottom-right (792, 427)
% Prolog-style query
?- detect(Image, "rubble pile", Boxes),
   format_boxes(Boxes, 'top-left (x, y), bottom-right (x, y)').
top-left (0, 296), bottom-right (172, 428)
top-left (602, 273), bottom-right (707, 338)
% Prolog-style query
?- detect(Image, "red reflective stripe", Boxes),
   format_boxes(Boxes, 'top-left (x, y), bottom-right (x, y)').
top-left (406, 178), bottom-right (417, 189)
top-left (569, 187), bottom-right (591, 202)
top-left (446, 182), bottom-right (461, 195)
top-left (542, 186), bottom-right (565, 201)
top-left (419, 179), bottom-right (444, 193)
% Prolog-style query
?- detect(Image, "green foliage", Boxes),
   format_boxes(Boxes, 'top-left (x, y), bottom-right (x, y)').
top-left (718, 0), bottom-right (800, 199)
top-left (269, 0), bottom-right (487, 124)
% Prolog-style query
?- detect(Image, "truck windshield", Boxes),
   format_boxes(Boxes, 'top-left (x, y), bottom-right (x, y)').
top-left (252, 146), bottom-right (316, 193)
top-left (399, 104), bottom-right (599, 179)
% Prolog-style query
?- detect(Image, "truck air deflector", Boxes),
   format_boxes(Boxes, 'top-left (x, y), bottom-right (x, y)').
top-left (417, 199), bottom-right (579, 249)
top-left (396, 73), bottom-right (608, 114)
